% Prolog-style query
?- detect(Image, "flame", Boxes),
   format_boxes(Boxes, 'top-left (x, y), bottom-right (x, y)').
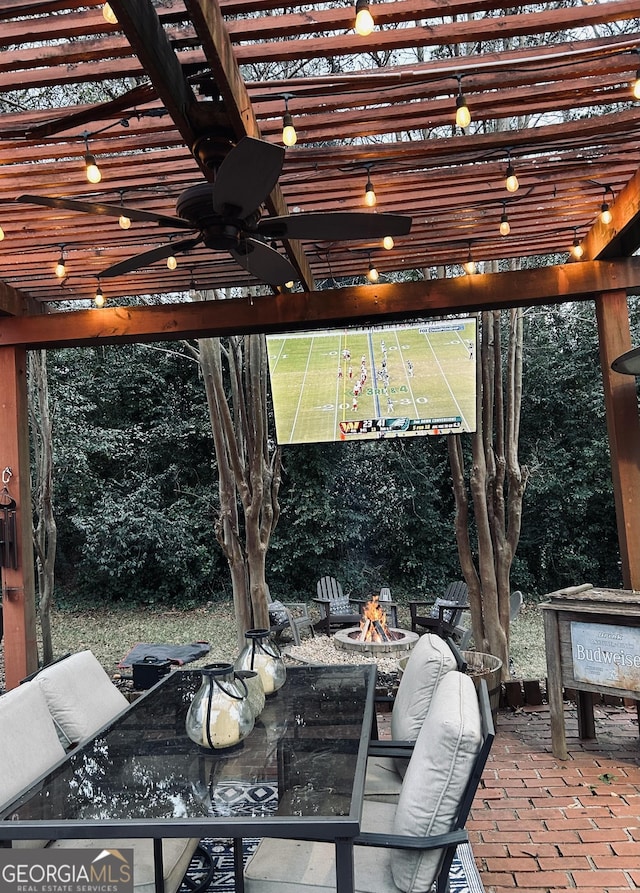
top-left (359, 595), bottom-right (390, 642)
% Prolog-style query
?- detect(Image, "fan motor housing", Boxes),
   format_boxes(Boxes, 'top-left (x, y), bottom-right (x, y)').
top-left (176, 183), bottom-right (242, 249)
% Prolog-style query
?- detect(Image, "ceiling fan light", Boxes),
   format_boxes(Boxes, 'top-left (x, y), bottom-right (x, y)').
top-left (119, 214), bottom-right (131, 230)
top-left (94, 285), bottom-right (105, 308)
top-left (355, 0), bottom-right (374, 36)
top-left (102, 2), bottom-right (118, 23)
top-left (84, 153), bottom-right (101, 184)
top-left (499, 212), bottom-right (510, 236)
top-left (167, 255), bottom-right (178, 270)
top-left (600, 201), bottom-right (612, 225)
top-left (505, 164), bottom-right (519, 193)
top-left (383, 235), bottom-right (394, 250)
top-left (282, 111), bottom-right (297, 147)
top-left (455, 93), bottom-right (471, 129)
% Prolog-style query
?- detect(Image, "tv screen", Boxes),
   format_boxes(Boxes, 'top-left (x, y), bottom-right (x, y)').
top-left (266, 318), bottom-right (477, 445)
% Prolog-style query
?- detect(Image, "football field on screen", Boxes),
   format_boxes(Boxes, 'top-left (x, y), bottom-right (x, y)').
top-left (266, 321), bottom-right (476, 445)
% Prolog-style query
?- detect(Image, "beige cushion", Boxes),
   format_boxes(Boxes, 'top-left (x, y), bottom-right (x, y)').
top-left (390, 633), bottom-right (457, 744)
top-left (390, 671), bottom-right (482, 892)
top-left (49, 838), bottom-right (199, 893)
top-left (0, 681), bottom-right (67, 811)
top-left (35, 650), bottom-right (129, 746)
top-left (363, 755), bottom-right (403, 803)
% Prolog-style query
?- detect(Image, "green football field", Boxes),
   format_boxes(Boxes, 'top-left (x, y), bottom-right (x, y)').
top-left (266, 321), bottom-right (477, 445)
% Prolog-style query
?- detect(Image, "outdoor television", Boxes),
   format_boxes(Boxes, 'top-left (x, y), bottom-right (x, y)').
top-left (266, 318), bottom-right (477, 445)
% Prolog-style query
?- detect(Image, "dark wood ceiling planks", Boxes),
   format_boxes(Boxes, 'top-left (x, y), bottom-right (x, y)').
top-left (1, 0), bottom-right (640, 308)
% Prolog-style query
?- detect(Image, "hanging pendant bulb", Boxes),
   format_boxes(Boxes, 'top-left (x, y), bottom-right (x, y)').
top-left (499, 206), bottom-right (510, 236)
top-left (282, 110), bottom-right (297, 147)
top-left (84, 152), bottom-right (102, 184)
top-left (383, 235), bottom-right (394, 250)
top-left (455, 91), bottom-right (471, 129)
top-left (600, 188), bottom-right (613, 225)
top-left (102, 2), bottom-right (118, 23)
top-left (505, 162), bottom-right (519, 193)
top-left (94, 284), bottom-right (105, 308)
top-left (118, 214), bottom-right (131, 230)
top-left (0, 226), bottom-right (5, 241)
top-left (54, 246), bottom-right (66, 278)
top-left (633, 71), bottom-right (640, 100)
top-left (367, 260), bottom-right (379, 282)
top-left (571, 230), bottom-right (584, 260)
top-left (167, 255), bottom-right (178, 271)
top-left (354, 0), bottom-right (374, 36)
top-left (463, 243), bottom-right (476, 275)
top-left (364, 175), bottom-right (376, 208)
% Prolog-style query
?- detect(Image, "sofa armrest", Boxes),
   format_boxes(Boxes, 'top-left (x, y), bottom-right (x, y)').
top-left (355, 828), bottom-right (469, 851)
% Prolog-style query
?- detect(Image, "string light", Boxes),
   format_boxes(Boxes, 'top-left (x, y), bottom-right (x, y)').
top-left (499, 204), bottom-right (511, 236)
top-left (632, 50), bottom-right (640, 100)
top-left (462, 243), bottom-right (476, 275)
top-left (0, 225), bottom-right (5, 241)
top-left (383, 235), bottom-right (394, 250)
top-left (571, 229), bottom-right (584, 260)
top-left (94, 282), bottom-right (105, 308)
top-left (367, 253), bottom-right (379, 282)
top-left (102, 2), bottom-right (118, 23)
top-left (167, 255), bottom-right (177, 270)
top-left (282, 96), bottom-right (297, 147)
top-left (354, 0), bottom-right (374, 36)
top-left (505, 153), bottom-right (519, 193)
top-left (83, 133), bottom-right (101, 184)
top-left (54, 245), bottom-right (66, 278)
top-left (600, 186), bottom-right (613, 225)
top-left (364, 164), bottom-right (376, 208)
top-left (455, 77), bottom-right (471, 129)
top-left (118, 191), bottom-right (131, 229)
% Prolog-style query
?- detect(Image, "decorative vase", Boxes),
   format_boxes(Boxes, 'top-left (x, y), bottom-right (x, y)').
top-left (185, 662), bottom-right (255, 750)
top-left (235, 669), bottom-right (266, 717)
top-left (234, 628), bottom-right (286, 695)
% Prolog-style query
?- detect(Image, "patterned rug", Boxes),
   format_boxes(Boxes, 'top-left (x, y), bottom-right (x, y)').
top-left (179, 783), bottom-right (479, 893)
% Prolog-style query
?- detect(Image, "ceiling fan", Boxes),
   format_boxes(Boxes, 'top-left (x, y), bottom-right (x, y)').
top-left (17, 137), bottom-right (412, 286)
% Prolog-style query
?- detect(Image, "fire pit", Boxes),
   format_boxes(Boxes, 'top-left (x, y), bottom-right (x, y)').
top-left (333, 595), bottom-right (418, 655)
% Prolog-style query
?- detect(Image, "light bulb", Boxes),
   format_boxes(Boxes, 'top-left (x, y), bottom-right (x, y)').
top-left (167, 255), bottom-right (177, 270)
top-left (367, 262), bottom-right (379, 282)
top-left (571, 237), bottom-right (584, 260)
top-left (285, 280), bottom-right (294, 289)
top-left (84, 153), bottom-right (101, 184)
top-left (455, 93), bottom-right (471, 129)
top-left (119, 214), bottom-right (131, 230)
top-left (505, 164), bottom-right (519, 193)
top-left (633, 70), bottom-right (640, 100)
top-left (55, 258), bottom-right (66, 278)
top-left (364, 177), bottom-right (376, 208)
top-left (0, 226), bottom-right (5, 241)
top-left (600, 202), bottom-right (612, 225)
top-left (355, 0), bottom-right (374, 36)
top-left (102, 2), bottom-right (118, 23)
top-left (499, 212), bottom-right (510, 236)
top-left (282, 111), bottom-right (297, 147)
top-left (94, 286), bottom-right (105, 308)
top-left (463, 258), bottom-right (476, 275)
top-left (383, 235), bottom-right (394, 250)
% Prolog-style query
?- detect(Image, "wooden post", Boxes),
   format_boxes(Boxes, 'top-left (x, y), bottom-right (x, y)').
top-left (0, 346), bottom-right (38, 688)
top-left (595, 290), bottom-right (640, 591)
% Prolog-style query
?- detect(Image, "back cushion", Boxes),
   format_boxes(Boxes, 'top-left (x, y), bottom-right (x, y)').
top-left (35, 650), bottom-right (129, 746)
top-left (390, 671), bottom-right (483, 892)
top-left (391, 633), bottom-right (457, 742)
top-left (0, 681), bottom-right (66, 809)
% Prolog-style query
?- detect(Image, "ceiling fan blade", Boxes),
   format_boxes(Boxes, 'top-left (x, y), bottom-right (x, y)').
top-left (229, 238), bottom-right (298, 286)
top-left (16, 194), bottom-right (191, 229)
top-left (212, 137), bottom-right (285, 219)
top-left (99, 237), bottom-right (202, 278)
top-left (257, 212), bottom-right (412, 242)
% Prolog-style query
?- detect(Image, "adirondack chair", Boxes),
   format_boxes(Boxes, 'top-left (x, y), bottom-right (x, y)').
top-left (266, 588), bottom-right (315, 647)
top-left (312, 575), bottom-right (362, 634)
top-left (409, 581), bottom-right (470, 642)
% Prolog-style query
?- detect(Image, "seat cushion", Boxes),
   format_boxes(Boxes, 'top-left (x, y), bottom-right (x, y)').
top-left (391, 633), bottom-right (457, 746)
top-left (364, 755), bottom-right (404, 803)
top-left (0, 680), bottom-right (67, 811)
top-left (390, 671), bottom-right (482, 893)
top-left (48, 838), bottom-right (199, 893)
top-left (244, 800), bottom-right (398, 893)
top-left (35, 650), bottom-right (130, 747)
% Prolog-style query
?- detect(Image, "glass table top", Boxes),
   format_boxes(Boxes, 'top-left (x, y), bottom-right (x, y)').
top-left (1, 664), bottom-right (376, 829)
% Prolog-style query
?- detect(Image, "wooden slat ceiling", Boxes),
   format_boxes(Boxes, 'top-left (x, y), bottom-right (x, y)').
top-left (1, 0), bottom-right (640, 309)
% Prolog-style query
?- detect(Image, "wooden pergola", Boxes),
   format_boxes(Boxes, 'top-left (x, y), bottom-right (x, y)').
top-left (2, 0), bottom-right (640, 688)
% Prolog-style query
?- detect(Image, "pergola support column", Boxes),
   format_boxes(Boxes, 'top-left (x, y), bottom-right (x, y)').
top-left (0, 345), bottom-right (38, 689)
top-left (595, 289), bottom-right (640, 590)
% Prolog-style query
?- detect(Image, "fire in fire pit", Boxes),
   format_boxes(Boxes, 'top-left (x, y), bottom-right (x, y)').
top-left (333, 597), bottom-right (419, 655)
top-left (359, 595), bottom-right (391, 643)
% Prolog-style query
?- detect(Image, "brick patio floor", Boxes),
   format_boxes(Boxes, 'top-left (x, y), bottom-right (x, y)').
top-left (467, 701), bottom-right (640, 892)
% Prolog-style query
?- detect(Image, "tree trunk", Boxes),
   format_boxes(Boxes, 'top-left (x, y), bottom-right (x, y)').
top-left (448, 305), bottom-right (529, 679)
top-left (27, 350), bottom-right (57, 666)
